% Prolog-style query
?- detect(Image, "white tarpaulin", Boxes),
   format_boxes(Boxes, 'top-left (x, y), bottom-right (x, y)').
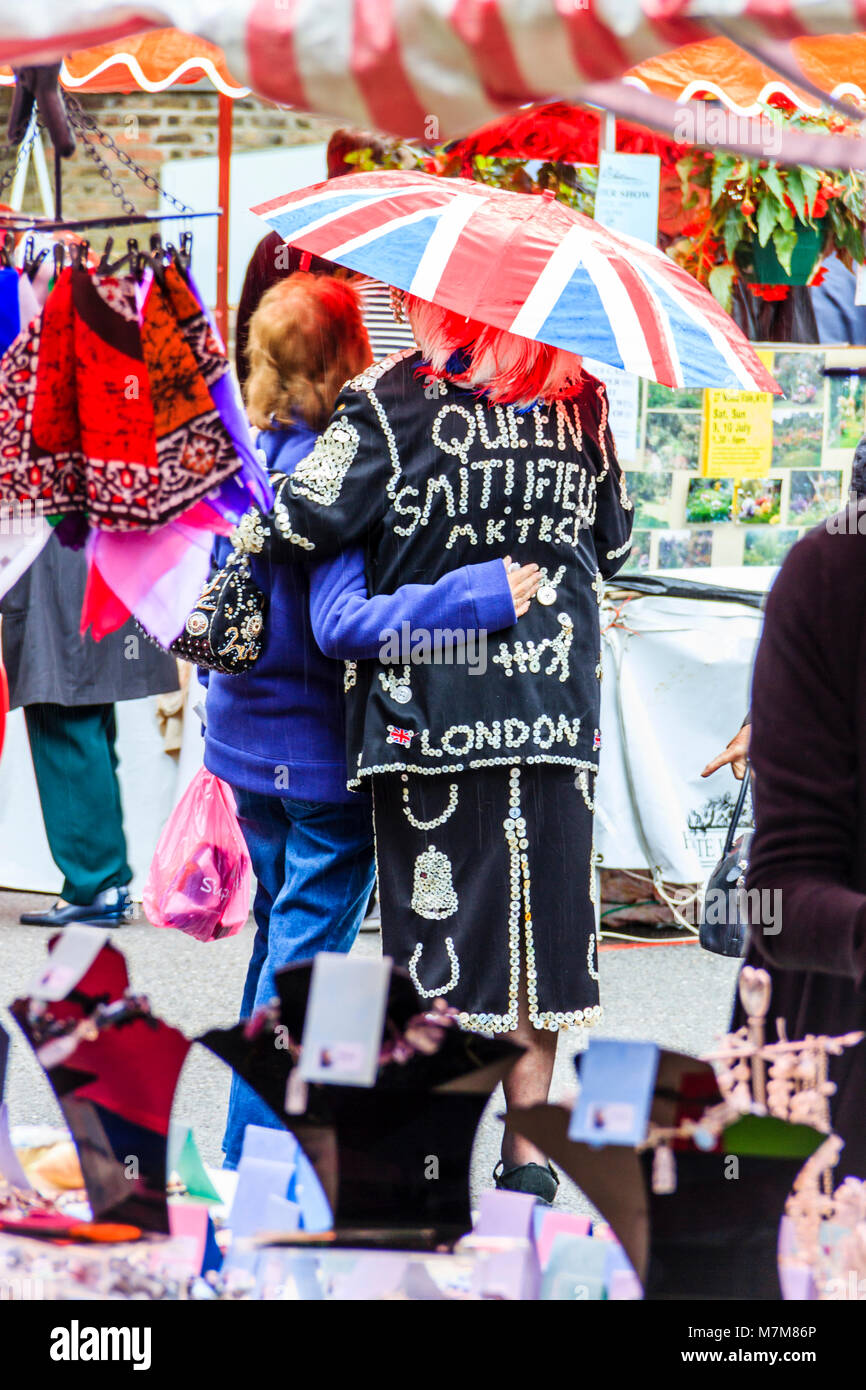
top-left (595, 569), bottom-right (767, 886)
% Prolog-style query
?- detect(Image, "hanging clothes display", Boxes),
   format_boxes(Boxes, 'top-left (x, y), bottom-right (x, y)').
top-left (0, 261), bottom-right (244, 529)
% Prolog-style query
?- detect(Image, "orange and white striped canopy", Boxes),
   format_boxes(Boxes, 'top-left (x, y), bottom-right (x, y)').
top-left (1, 2), bottom-right (865, 154)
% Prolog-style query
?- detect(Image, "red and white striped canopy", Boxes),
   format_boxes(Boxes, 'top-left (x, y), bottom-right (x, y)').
top-left (2, 2), bottom-right (866, 154)
top-left (253, 170), bottom-right (779, 393)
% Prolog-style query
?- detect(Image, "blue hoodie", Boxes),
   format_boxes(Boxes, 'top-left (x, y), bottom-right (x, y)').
top-left (203, 422), bottom-right (516, 803)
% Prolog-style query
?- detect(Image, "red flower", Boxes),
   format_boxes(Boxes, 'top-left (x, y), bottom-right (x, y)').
top-left (748, 283), bottom-right (790, 301)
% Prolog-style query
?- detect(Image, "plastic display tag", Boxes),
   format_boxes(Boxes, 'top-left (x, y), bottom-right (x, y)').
top-left (569, 1039), bottom-right (659, 1146)
top-left (298, 953), bottom-right (392, 1088)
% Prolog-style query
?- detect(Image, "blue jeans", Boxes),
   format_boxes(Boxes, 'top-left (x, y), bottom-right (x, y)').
top-left (222, 788), bottom-right (375, 1168)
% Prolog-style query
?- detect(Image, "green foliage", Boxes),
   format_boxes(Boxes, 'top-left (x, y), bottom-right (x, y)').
top-left (669, 106), bottom-right (866, 304)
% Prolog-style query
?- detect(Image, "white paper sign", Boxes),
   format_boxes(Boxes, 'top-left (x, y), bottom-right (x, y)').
top-left (28, 925), bottom-right (111, 1002)
top-left (594, 152), bottom-right (661, 247)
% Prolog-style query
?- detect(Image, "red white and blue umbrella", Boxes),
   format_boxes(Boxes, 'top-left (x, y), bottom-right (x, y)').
top-left (252, 170), bottom-right (778, 393)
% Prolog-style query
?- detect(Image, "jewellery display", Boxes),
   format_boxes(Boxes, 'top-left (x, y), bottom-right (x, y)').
top-left (636, 968), bottom-right (863, 1206)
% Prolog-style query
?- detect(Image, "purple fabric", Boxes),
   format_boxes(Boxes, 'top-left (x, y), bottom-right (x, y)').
top-left (53, 513), bottom-right (90, 550)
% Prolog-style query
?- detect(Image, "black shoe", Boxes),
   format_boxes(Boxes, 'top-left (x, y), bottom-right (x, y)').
top-left (20, 886), bottom-right (135, 927)
top-left (493, 1160), bottom-right (560, 1206)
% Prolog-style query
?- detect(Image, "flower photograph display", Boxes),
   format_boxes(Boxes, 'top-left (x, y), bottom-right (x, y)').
top-left (772, 351), bottom-right (825, 406)
top-left (573, 346), bottom-right (858, 569)
top-left (646, 382), bottom-right (704, 410)
top-left (686, 477), bottom-right (735, 524)
top-left (771, 409), bottom-right (824, 468)
top-left (788, 469), bottom-right (843, 525)
top-left (827, 374), bottom-right (866, 450)
top-left (736, 477), bottom-right (782, 524)
top-left (623, 530), bottom-right (652, 571)
top-left (626, 471), bottom-right (675, 528)
top-left (644, 412), bottom-right (701, 470)
top-left (658, 529), bottom-right (713, 568)
top-left (743, 528), bottom-right (800, 566)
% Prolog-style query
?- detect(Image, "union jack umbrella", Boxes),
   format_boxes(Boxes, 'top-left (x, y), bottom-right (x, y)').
top-left (252, 170), bottom-right (779, 393)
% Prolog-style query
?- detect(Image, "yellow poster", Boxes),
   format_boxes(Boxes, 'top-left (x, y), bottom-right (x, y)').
top-left (700, 387), bottom-right (774, 478)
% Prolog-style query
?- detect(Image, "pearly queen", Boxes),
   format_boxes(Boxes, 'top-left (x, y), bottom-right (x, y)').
top-left (267, 349), bottom-right (633, 789)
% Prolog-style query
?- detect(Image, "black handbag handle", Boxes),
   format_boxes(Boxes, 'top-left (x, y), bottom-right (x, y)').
top-left (722, 763), bottom-right (752, 858)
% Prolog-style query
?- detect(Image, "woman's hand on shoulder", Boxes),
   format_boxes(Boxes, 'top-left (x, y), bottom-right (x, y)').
top-left (503, 556), bottom-right (541, 617)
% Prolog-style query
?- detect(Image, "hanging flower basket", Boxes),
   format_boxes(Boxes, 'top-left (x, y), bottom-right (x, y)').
top-left (668, 112), bottom-right (866, 312)
top-left (747, 217), bottom-right (827, 286)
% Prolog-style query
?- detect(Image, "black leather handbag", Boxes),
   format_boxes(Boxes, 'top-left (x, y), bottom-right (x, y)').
top-left (698, 767), bottom-right (752, 958)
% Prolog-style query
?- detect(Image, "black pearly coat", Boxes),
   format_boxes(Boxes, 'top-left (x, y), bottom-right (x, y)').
top-left (266, 349), bottom-right (633, 789)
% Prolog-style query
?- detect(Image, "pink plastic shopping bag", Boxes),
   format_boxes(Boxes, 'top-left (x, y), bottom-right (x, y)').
top-left (144, 768), bottom-right (251, 941)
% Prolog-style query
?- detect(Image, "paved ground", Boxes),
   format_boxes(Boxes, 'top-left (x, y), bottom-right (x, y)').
top-left (0, 890), bottom-right (741, 1212)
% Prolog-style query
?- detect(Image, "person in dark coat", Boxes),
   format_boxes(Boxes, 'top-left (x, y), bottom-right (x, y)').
top-left (0, 533), bottom-right (179, 924)
top-left (739, 479), bottom-right (866, 1178)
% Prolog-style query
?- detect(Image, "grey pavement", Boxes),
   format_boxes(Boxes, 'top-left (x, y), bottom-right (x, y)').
top-left (0, 891), bottom-right (740, 1212)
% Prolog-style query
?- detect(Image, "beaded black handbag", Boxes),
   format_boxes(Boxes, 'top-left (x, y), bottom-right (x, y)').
top-left (143, 510), bottom-right (268, 675)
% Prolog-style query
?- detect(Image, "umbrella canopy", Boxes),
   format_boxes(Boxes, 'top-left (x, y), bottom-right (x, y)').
top-left (252, 169), bottom-right (779, 393)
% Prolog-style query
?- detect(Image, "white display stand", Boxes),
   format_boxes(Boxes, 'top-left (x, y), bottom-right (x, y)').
top-left (0, 572), bottom-right (769, 897)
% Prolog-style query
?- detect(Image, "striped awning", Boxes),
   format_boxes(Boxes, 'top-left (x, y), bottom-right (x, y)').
top-left (0, 3), bottom-right (865, 153)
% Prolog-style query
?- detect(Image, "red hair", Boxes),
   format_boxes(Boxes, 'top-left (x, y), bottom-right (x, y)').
top-left (405, 294), bottom-right (584, 407)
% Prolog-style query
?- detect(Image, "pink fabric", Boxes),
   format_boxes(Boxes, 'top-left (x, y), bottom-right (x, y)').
top-left (133, 537), bottom-right (212, 647)
top-left (88, 520), bottom-right (215, 647)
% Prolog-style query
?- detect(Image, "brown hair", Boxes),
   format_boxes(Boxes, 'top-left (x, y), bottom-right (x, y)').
top-left (244, 273), bottom-right (372, 433)
top-left (326, 127), bottom-right (390, 178)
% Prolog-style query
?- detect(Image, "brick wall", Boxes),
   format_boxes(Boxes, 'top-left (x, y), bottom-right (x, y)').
top-left (0, 88), bottom-right (334, 224)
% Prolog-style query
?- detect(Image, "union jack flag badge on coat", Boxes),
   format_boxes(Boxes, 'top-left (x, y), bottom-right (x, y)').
top-left (387, 726), bottom-right (415, 747)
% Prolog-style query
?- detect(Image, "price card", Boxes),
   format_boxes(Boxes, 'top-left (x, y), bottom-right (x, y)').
top-left (569, 1039), bottom-right (659, 1146)
top-left (298, 952), bottom-right (392, 1088)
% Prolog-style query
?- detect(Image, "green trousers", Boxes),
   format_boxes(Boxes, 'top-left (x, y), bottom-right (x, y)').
top-left (24, 702), bottom-right (133, 905)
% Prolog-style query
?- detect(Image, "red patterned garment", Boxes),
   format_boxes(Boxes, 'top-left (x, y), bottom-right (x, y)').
top-left (0, 264), bottom-right (241, 530)
top-left (138, 263), bottom-right (240, 524)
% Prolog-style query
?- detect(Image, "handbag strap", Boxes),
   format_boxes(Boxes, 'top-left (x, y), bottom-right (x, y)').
top-left (722, 763), bottom-right (752, 859)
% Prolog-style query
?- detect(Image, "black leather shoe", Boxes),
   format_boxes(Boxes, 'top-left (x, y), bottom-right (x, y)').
top-left (494, 1160), bottom-right (560, 1205)
top-left (20, 886), bottom-right (135, 926)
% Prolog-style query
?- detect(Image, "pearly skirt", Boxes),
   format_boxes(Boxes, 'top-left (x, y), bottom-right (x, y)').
top-left (371, 763), bottom-right (601, 1032)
